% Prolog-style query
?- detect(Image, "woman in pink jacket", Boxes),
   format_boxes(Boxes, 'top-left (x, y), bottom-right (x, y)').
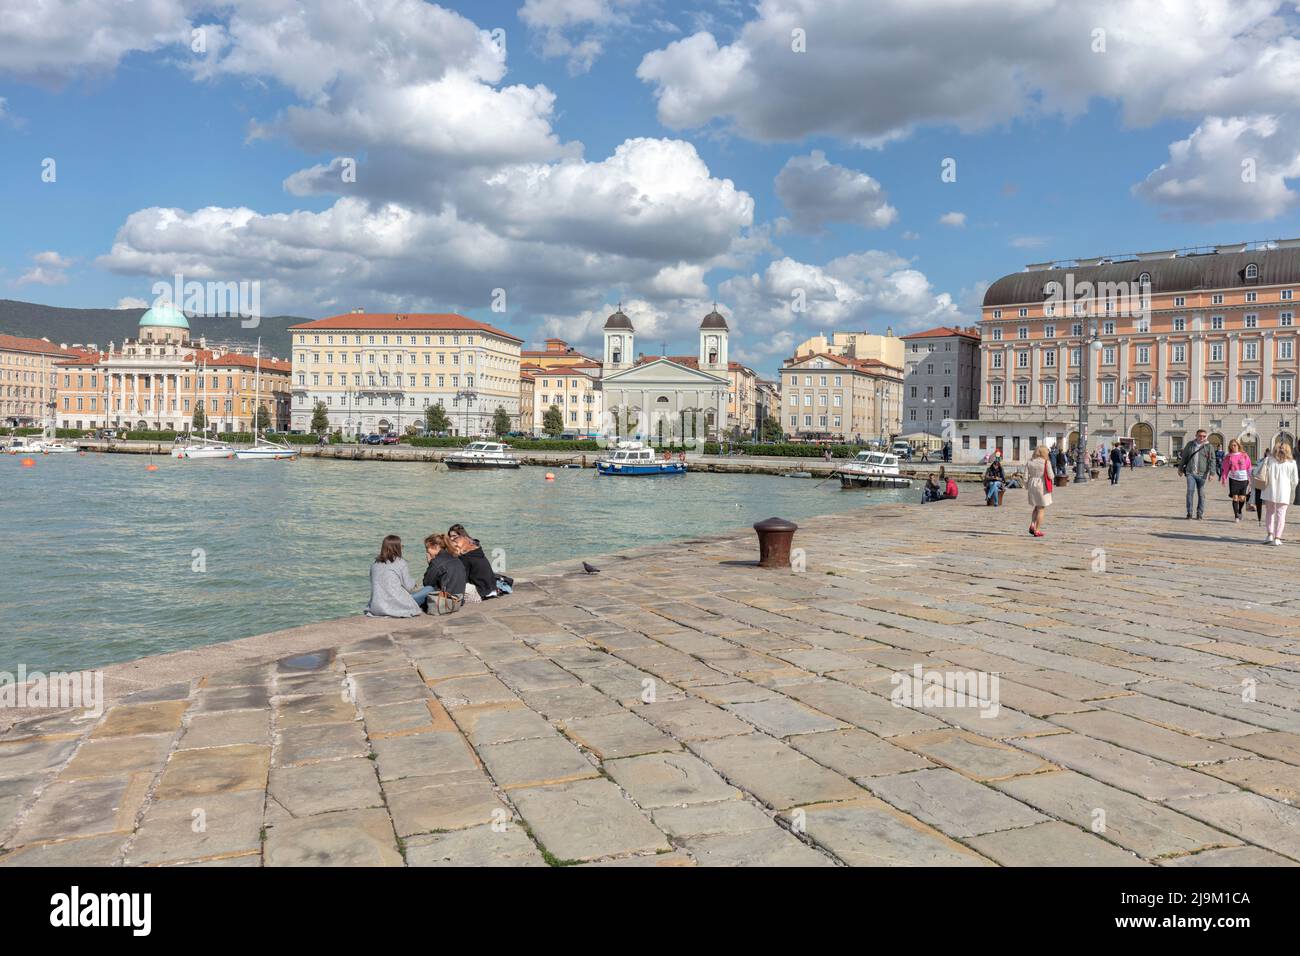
top-left (1220, 438), bottom-right (1252, 523)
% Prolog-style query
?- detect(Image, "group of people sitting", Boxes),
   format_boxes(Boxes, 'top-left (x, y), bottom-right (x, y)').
top-left (921, 468), bottom-right (959, 503)
top-left (366, 525), bottom-right (513, 618)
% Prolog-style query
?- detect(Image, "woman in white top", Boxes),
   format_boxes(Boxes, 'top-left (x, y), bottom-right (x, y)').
top-left (1260, 442), bottom-right (1300, 545)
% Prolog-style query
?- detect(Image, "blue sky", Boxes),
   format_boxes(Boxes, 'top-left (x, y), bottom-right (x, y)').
top-left (3, 0), bottom-right (1299, 376)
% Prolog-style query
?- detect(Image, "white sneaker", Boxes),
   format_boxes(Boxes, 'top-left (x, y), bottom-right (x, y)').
top-left (1275, 539), bottom-right (1284, 546)
top-left (1267, 534), bottom-right (1275, 543)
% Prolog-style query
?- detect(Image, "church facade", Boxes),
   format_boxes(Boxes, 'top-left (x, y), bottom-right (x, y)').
top-left (597, 308), bottom-right (731, 445)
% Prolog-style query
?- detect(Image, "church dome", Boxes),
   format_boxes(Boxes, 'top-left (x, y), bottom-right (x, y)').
top-left (700, 308), bottom-right (729, 330)
top-left (604, 309), bottom-right (634, 331)
top-left (139, 303), bottom-right (190, 330)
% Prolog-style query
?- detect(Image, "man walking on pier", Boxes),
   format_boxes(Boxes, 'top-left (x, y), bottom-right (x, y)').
top-left (1179, 429), bottom-right (1216, 520)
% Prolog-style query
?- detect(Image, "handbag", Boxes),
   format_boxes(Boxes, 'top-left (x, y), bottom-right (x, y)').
top-left (1251, 462), bottom-right (1269, 491)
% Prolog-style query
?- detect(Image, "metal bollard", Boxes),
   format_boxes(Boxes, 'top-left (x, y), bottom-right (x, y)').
top-left (753, 517), bottom-right (798, 569)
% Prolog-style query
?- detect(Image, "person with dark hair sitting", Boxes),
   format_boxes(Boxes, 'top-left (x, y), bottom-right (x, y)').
top-left (421, 533), bottom-right (466, 614)
top-left (448, 525), bottom-right (513, 601)
top-left (365, 535), bottom-right (433, 618)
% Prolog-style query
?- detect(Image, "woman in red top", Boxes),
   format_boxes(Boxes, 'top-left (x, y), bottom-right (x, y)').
top-left (1027, 445), bottom-right (1053, 536)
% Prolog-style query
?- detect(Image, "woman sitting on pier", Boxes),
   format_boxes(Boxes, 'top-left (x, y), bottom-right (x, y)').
top-left (983, 457), bottom-right (1005, 506)
top-left (420, 533), bottom-right (466, 614)
top-left (448, 524), bottom-right (514, 601)
top-left (365, 535), bottom-right (435, 618)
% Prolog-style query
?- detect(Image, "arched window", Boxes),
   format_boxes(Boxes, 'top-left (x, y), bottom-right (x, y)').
top-left (1246, 263), bottom-right (1259, 279)
top-left (1138, 272), bottom-right (1151, 286)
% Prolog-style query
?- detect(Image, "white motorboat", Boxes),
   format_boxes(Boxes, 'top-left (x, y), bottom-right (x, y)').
top-left (445, 441), bottom-right (520, 469)
top-left (838, 450), bottom-right (912, 489)
top-left (37, 441), bottom-right (75, 454)
top-left (4, 436), bottom-right (45, 455)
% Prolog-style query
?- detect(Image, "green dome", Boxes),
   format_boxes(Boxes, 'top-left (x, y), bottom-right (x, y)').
top-left (139, 303), bottom-right (190, 329)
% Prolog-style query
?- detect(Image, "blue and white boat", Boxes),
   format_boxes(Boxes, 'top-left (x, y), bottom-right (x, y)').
top-left (595, 442), bottom-right (687, 476)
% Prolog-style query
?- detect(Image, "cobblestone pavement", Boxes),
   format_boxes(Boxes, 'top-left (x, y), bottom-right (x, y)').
top-left (3, 469), bottom-right (1300, 866)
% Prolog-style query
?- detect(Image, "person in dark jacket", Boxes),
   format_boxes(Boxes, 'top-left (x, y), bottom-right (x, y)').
top-left (449, 525), bottom-right (499, 600)
top-left (421, 533), bottom-right (466, 613)
top-left (1108, 445), bottom-right (1124, 485)
top-left (983, 458), bottom-right (1005, 506)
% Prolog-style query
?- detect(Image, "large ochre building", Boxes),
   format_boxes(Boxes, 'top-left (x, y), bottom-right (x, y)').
top-left (980, 240), bottom-right (1300, 458)
top-left (290, 311), bottom-right (522, 437)
top-left (0, 334), bottom-right (87, 427)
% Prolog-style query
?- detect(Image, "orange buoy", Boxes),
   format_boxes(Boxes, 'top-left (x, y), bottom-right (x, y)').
top-left (20, 457), bottom-right (35, 467)
top-left (145, 463), bottom-right (159, 472)
top-left (545, 472), bottom-right (555, 481)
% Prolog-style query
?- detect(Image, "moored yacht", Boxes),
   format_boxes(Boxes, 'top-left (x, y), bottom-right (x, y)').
top-left (838, 450), bottom-right (912, 489)
top-left (445, 441), bottom-right (520, 469)
top-left (173, 436), bottom-right (235, 459)
top-left (595, 441), bottom-right (687, 476)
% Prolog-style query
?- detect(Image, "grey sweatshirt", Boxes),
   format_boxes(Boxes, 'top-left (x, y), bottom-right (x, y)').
top-left (365, 558), bottom-right (422, 618)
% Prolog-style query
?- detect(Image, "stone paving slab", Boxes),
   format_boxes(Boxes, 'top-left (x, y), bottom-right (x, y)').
top-left (5, 470), bottom-right (1300, 866)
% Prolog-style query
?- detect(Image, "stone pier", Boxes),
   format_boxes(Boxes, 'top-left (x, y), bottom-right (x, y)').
top-left (2, 470), bottom-right (1299, 866)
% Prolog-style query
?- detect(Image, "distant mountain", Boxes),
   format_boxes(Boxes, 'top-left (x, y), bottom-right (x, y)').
top-left (0, 299), bottom-right (308, 357)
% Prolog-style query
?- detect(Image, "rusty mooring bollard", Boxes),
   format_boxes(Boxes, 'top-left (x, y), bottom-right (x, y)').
top-left (753, 517), bottom-right (798, 568)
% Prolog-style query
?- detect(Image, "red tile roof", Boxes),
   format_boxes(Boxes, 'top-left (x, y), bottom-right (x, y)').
top-left (784, 351), bottom-right (904, 375)
top-left (0, 334), bottom-right (81, 356)
top-left (290, 312), bottom-right (522, 343)
top-left (900, 325), bottom-right (981, 341)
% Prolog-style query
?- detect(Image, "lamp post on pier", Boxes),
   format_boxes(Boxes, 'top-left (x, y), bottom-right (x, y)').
top-left (1074, 322), bottom-right (1104, 483)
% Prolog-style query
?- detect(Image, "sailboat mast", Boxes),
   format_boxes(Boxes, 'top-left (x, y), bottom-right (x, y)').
top-left (253, 337), bottom-right (262, 440)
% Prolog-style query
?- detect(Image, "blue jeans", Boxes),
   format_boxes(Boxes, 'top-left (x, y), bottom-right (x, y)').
top-left (410, 585), bottom-right (435, 606)
top-left (1185, 473), bottom-right (1206, 516)
top-left (985, 480), bottom-right (1002, 504)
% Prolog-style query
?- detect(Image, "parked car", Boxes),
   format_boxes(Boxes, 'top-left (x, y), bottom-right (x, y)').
top-left (361, 433), bottom-right (384, 445)
top-left (1137, 448), bottom-right (1168, 466)
top-left (380, 433), bottom-right (401, 445)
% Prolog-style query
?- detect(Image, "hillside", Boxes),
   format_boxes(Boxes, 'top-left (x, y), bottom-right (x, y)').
top-left (0, 299), bottom-right (307, 357)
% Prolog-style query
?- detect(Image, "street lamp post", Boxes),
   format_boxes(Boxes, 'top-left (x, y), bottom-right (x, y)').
top-left (454, 388), bottom-right (478, 437)
top-left (1075, 322), bottom-right (1104, 483)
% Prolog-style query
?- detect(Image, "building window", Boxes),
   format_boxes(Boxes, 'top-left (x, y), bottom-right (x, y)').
top-left (1210, 343), bottom-right (1224, 362)
top-left (992, 328), bottom-right (1003, 341)
top-left (1102, 346), bottom-right (1116, 365)
top-left (1212, 294), bottom-right (1224, 305)
top-left (1042, 382), bottom-right (1056, 404)
top-left (1209, 379), bottom-right (1224, 404)
top-left (1211, 315), bottom-right (1224, 330)
top-left (991, 384), bottom-right (1003, 405)
top-left (1244, 341), bottom-right (1259, 361)
top-left (1016, 383), bottom-right (1028, 404)
top-left (992, 309), bottom-right (1002, 319)
top-left (1137, 345), bottom-right (1150, 365)
top-left (1138, 272), bottom-right (1151, 286)
top-left (1281, 339), bottom-right (1294, 360)
top-left (1018, 308), bottom-right (1028, 318)
top-left (1281, 378), bottom-right (1295, 404)
top-left (1283, 290), bottom-right (1294, 301)
top-left (1102, 381), bottom-right (1115, 404)
top-left (1043, 324), bottom-right (1055, 338)
top-left (1243, 378), bottom-right (1258, 403)
top-left (1103, 321), bottom-right (1115, 335)
top-left (1172, 345), bottom-right (1186, 364)
top-left (1043, 350), bottom-right (1056, 367)
top-left (1245, 314), bottom-right (1258, 328)
top-left (991, 352), bottom-right (1003, 369)
top-left (1174, 296), bottom-right (1185, 307)
top-left (1016, 351), bottom-right (1029, 368)
top-left (1283, 312), bottom-right (1294, 327)
top-left (1246, 263), bottom-right (1259, 279)
top-left (1018, 326), bottom-right (1028, 339)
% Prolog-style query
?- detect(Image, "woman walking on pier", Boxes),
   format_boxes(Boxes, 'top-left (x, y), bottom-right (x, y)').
top-left (1259, 443), bottom-right (1299, 545)
top-left (1220, 439), bottom-right (1252, 523)
top-left (1027, 445), bottom-right (1053, 537)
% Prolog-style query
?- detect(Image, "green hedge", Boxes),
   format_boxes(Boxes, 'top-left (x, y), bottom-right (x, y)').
top-left (406, 436), bottom-right (603, 451)
top-left (712, 442), bottom-right (861, 459)
top-left (0, 427), bottom-right (44, 436)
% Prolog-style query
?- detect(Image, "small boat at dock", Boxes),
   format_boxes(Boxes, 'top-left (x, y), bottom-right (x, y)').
top-left (445, 441), bottom-right (521, 470)
top-left (838, 450), bottom-right (911, 489)
top-left (595, 442), bottom-right (687, 476)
